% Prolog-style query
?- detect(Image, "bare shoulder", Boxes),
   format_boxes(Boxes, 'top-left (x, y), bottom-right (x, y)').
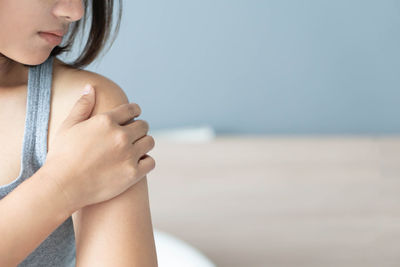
top-left (47, 58), bottom-right (130, 149)
top-left (52, 57), bottom-right (130, 116)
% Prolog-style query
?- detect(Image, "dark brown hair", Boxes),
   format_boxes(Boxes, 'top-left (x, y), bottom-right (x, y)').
top-left (50, 0), bottom-right (123, 70)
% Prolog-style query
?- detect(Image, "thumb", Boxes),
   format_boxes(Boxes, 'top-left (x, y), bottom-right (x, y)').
top-left (61, 84), bottom-right (96, 130)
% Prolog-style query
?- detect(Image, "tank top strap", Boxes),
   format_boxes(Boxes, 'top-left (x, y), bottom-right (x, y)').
top-left (0, 56), bottom-right (54, 196)
top-left (25, 55), bottom-right (54, 170)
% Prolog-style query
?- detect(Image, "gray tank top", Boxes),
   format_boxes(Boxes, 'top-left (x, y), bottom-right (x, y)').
top-left (0, 55), bottom-right (76, 266)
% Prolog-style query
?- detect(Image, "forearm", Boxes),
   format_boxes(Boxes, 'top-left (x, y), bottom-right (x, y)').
top-left (0, 166), bottom-right (73, 266)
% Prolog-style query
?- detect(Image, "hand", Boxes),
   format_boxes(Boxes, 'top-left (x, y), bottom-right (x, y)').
top-left (43, 84), bottom-right (155, 213)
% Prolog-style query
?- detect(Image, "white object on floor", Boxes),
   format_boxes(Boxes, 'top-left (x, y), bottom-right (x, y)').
top-left (153, 229), bottom-right (216, 267)
top-left (150, 125), bottom-right (216, 143)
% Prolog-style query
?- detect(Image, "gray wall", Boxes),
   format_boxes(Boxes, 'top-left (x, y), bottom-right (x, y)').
top-left (62, 0), bottom-right (400, 135)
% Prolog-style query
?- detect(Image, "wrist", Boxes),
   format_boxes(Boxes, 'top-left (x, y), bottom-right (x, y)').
top-left (36, 164), bottom-right (79, 216)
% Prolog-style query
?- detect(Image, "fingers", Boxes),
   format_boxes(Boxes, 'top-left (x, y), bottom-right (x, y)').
top-left (122, 119), bottom-right (150, 143)
top-left (132, 134), bottom-right (155, 157)
top-left (137, 154), bottom-right (156, 177)
top-left (106, 103), bottom-right (141, 126)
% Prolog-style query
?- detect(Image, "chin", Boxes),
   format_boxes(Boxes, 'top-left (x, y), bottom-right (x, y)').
top-left (6, 46), bottom-right (55, 66)
top-left (13, 51), bottom-right (51, 66)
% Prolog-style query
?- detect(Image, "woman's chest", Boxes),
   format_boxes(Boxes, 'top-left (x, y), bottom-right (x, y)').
top-left (0, 95), bottom-right (26, 186)
top-left (0, 82), bottom-right (71, 187)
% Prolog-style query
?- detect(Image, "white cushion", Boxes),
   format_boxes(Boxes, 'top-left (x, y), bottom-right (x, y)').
top-left (154, 229), bottom-right (216, 267)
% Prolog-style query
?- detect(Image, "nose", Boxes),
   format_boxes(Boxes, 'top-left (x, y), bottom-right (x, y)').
top-left (52, 0), bottom-right (85, 23)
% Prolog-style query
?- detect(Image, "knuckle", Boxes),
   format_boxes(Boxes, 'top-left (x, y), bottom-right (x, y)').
top-left (133, 119), bottom-right (147, 131)
top-left (79, 97), bottom-right (92, 107)
top-left (128, 103), bottom-right (142, 116)
top-left (114, 130), bottom-right (130, 147)
top-left (124, 164), bottom-right (134, 179)
top-left (129, 165), bottom-right (140, 180)
top-left (128, 103), bottom-right (137, 116)
top-left (97, 113), bottom-right (113, 127)
top-left (127, 163), bottom-right (138, 178)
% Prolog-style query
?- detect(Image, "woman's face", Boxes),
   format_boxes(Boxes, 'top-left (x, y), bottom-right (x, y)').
top-left (0, 0), bottom-right (84, 65)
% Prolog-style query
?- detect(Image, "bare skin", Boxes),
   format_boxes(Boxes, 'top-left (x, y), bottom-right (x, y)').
top-left (0, 0), bottom-right (158, 266)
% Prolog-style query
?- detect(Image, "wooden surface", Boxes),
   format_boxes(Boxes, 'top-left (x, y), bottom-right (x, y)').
top-left (147, 135), bottom-right (400, 267)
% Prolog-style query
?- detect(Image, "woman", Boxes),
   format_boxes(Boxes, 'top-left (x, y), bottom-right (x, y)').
top-left (0, 0), bottom-right (158, 266)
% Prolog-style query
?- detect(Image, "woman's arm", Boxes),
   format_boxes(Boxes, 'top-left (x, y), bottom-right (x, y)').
top-left (73, 177), bottom-right (157, 267)
top-left (0, 165), bottom-right (74, 266)
top-left (68, 73), bottom-right (158, 267)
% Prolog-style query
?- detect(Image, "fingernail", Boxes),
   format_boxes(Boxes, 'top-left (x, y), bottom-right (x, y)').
top-left (82, 84), bottom-right (92, 95)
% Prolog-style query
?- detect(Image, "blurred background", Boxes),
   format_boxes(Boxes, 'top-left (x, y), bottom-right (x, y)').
top-left (60, 0), bottom-right (400, 266)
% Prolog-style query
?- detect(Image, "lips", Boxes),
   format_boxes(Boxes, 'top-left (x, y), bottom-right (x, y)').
top-left (40, 29), bottom-right (66, 37)
top-left (38, 32), bottom-right (63, 45)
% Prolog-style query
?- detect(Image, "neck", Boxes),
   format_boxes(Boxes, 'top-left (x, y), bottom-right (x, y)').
top-left (0, 54), bottom-right (27, 88)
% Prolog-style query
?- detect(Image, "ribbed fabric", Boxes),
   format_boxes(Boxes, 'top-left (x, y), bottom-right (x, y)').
top-left (0, 56), bottom-right (76, 266)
